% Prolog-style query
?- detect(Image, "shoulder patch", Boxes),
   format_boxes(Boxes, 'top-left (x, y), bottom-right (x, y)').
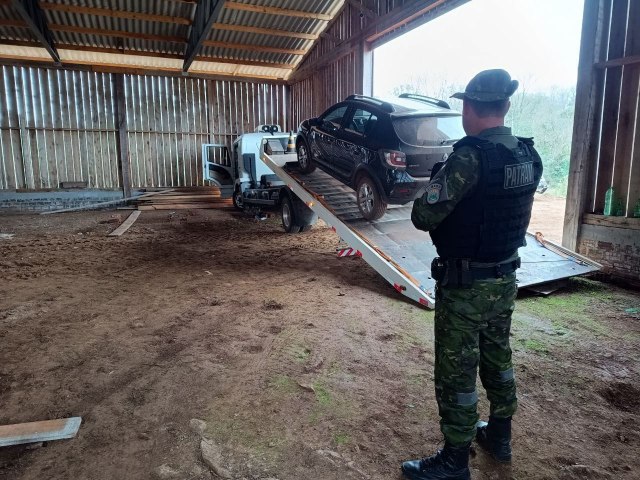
top-left (426, 183), bottom-right (442, 204)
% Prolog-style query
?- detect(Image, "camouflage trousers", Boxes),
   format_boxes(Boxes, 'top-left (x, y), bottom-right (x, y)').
top-left (434, 272), bottom-right (518, 447)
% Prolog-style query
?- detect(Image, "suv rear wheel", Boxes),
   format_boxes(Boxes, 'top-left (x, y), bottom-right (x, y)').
top-left (297, 139), bottom-right (316, 174)
top-left (356, 174), bottom-right (387, 221)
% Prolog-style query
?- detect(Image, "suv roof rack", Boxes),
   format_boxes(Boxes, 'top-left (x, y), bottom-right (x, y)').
top-left (345, 94), bottom-right (394, 112)
top-left (398, 93), bottom-right (451, 110)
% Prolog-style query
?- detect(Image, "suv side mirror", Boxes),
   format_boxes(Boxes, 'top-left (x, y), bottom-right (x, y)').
top-left (322, 119), bottom-right (338, 131)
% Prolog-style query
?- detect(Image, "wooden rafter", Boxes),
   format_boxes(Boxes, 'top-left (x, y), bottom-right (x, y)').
top-left (0, 39), bottom-right (295, 69)
top-left (366, 0), bottom-right (453, 43)
top-left (201, 40), bottom-right (306, 56)
top-left (0, 18), bottom-right (27, 27)
top-left (213, 23), bottom-right (318, 41)
top-left (48, 24), bottom-right (186, 44)
top-left (184, 0), bottom-right (225, 72)
top-left (38, 2), bottom-right (192, 26)
top-left (0, 33), bottom-right (307, 58)
top-left (224, 1), bottom-right (332, 21)
top-left (193, 56), bottom-right (294, 69)
top-left (10, 0), bottom-right (59, 63)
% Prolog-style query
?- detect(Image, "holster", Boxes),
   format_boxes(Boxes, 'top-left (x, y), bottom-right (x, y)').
top-left (431, 257), bottom-right (473, 288)
top-left (431, 257), bottom-right (521, 288)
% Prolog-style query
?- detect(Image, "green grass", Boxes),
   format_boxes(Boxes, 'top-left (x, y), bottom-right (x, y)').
top-left (333, 432), bottom-right (350, 446)
top-left (312, 381), bottom-right (332, 406)
top-left (518, 338), bottom-right (549, 354)
top-left (267, 374), bottom-right (298, 394)
top-left (288, 344), bottom-right (312, 363)
top-left (517, 278), bottom-right (613, 337)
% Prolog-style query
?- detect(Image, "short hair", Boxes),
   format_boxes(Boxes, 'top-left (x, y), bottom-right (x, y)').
top-left (466, 99), bottom-right (509, 118)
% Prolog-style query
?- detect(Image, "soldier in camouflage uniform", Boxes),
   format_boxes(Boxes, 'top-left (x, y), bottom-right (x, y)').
top-left (401, 69), bottom-right (543, 480)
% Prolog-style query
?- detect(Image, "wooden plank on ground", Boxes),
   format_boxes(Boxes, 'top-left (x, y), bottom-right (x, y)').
top-left (138, 203), bottom-right (231, 210)
top-left (41, 189), bottom-right (176, 214)
top-left (108, 210), bottom-right (141, 236)
top-left (0, 417), bottom-right (82, 447)
top-left (137, 194), bottom-right (222, 201)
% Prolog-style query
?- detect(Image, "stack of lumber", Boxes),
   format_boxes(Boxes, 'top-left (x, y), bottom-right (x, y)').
top-left (135, 187), bottom-right (233, 211)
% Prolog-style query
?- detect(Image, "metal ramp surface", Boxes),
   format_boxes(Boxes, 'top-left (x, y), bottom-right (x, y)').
top-left (264, 154), bottom-right (600, 308)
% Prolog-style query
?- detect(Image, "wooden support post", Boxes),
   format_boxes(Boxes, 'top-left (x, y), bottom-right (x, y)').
top-left (563, 0), bottom-right (611, 251)
top-left (113, 73), bottom-right (132, 198)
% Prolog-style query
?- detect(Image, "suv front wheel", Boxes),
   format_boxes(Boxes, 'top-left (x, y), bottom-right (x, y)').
top-left (297, 139), bottom-right (316, 174)
top-left (356, 174), bottom-right (387, 221)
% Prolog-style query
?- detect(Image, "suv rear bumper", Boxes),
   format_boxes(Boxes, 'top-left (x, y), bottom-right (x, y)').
top-left (386, 175), bottom-right (430, 204)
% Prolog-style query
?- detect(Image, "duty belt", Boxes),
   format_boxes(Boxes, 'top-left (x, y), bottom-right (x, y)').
top-left (431, 257), bottom-right (521, 288)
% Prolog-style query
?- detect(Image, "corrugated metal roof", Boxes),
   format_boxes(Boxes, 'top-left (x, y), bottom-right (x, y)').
top-left (0, 0), bottom-right (345, 80)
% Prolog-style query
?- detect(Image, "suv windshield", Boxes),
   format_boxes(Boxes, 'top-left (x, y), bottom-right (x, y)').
top-left (392, 115), bottom-right (465, 147)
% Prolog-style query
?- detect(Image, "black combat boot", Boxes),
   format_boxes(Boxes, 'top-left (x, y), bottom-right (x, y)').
top-left (475, 416), bottom-right (512, 463)
top-left (401, 443), bottom-right (470, 480)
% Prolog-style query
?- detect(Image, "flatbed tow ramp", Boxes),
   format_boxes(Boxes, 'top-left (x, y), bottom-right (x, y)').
top-left (263, 153), bottom-right (600, 308)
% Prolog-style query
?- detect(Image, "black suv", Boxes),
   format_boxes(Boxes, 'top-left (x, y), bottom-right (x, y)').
top-left (295, 94), bottom-right (465, 220)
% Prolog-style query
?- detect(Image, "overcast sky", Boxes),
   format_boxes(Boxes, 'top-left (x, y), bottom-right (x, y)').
top-left (373, 0), bottom-right (585, 96)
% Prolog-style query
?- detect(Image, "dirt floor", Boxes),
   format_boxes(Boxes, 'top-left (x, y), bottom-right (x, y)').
top-left (0, 195), bottom-right (639, 480)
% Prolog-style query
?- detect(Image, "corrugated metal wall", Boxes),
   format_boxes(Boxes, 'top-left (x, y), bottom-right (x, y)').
top-left (125, 75), bottom-right (288, 187)
top-left (0, 65), bottom-right (289, 191)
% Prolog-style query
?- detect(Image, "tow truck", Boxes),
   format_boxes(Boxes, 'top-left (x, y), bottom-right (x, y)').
top-left (204, 125), bottom-right (600, 308)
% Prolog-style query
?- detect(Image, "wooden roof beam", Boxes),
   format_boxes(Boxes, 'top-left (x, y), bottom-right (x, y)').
top-left (10, 0), bottom-right (59, 63)
top-left (184, 0), bottom-right (225, 72)
top-left (213, 23), bottom-right (318, 41)
top-left (224, 1), bottom-right (332, 21)
top-left (0, 18), bottom-right (28, 27)
top-left (0, 39), bottom-right (296, 68)
top-left (1, 21), bottom-right (315, 52)
top-left (48, 24), bottom-right (186, 44)
top-left (201, 40), bottom-right (306, 56)
top-left (38, 2), bottom-right (192, 26)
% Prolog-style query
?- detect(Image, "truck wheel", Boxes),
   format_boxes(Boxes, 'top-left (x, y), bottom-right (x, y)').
top-left (297, 139), bottom-right (316, 174)
top-left (356, 174), bottom-right (387, 221)
top-left (232, 187), bottom-right (244, 211)
top-left (281, 196), bottom-right (301, 233)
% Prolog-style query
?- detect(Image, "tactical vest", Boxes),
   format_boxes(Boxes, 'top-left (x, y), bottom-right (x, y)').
top-left (430, 136), bottom-right (543, 262)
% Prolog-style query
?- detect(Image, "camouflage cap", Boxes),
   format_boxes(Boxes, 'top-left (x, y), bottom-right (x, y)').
top-left (451, 69), bottom-right (519, 102)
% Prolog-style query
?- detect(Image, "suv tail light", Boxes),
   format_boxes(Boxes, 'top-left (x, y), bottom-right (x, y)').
top-left (379, 149), bottom-right (406, 169)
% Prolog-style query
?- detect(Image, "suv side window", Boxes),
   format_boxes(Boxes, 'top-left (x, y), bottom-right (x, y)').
top-left (322, 105), bottom-right (348, 128)
top-left (346, 108), bottom-right (378, 136)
